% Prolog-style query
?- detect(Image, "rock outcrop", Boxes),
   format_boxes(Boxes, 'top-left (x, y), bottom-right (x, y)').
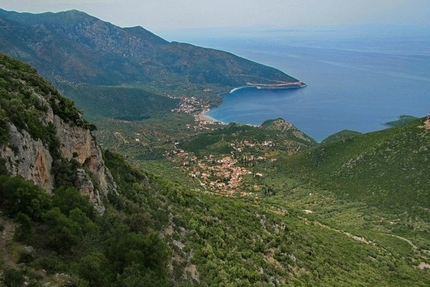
top-left (2, 123), bottom-right (54, 191)
top-left (1, 103), bottom-right (117, 212)
top-left (0, 54), bottom-right (117, 212)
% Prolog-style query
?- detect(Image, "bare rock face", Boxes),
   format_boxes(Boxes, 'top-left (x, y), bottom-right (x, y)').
top-left (1, 124), bottom-right (54, 191)
top-left (53, 113), bottom-right (117, 198)
top-left (0, 95), bottom-right (117, 213)
top-left (54, 114), bottom-right (93, 164)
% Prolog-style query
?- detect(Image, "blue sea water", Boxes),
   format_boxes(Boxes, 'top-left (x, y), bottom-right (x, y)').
top-left (176, 26), bottom-right (430, 141)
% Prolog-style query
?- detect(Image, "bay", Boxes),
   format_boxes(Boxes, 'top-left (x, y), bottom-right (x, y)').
top-left (186, 27), bottom-right (430, 142)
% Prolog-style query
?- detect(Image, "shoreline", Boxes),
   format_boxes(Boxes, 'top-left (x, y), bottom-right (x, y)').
top-left (230, 81), bottom-right (306, 93)
top-left (200, 82), bottom-right (307, 125)
top-left (197, 110), bottom-right (226, 125)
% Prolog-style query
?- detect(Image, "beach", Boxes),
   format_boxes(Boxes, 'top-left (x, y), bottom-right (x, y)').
top-left (197, 110), bottom-right (219, 123)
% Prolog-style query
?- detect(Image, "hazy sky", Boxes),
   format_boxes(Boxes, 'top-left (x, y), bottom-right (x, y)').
top-left (1, 0), bottom-right (429, 34)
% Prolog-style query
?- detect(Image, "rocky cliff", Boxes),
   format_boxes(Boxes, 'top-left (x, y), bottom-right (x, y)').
top-left (0, 53), bottom-right (116, 211)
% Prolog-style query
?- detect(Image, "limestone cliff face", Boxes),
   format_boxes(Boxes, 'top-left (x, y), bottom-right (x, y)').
top-left (0, 92), bottom-right (117, 212)
top-left (52, 113), bottom-right (117, 198)
top-left (2, 124), bottom-right (54, 191)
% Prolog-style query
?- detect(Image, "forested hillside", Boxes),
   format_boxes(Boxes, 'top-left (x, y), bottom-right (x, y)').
top-left (0, 8), bottom-right (299, 95)
top-left (1, 52), bottom-right (430, 286)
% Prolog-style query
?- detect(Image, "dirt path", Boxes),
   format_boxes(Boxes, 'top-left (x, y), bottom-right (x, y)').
top-left (389, 234), bottom-right (418, 249)
top-left (312, 220), bottom-right (375, 245)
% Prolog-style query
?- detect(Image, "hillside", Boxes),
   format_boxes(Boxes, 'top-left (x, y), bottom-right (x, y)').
top-left (0, 8), bottom-right (306, 166)
top-left (0, 9), bottom-right (300, 95)
top-left (2, 50), bottom-right (430, 286)
top-left (283, 118), bottom-right (430, 214)
top-left (268, 117), bottom-right (430, 262)
top-left (0, 53), bottom-right (114, 202)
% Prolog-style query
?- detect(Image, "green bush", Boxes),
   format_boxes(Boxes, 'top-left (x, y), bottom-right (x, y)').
top-left (42, 207), bottom-right (83, 252)
top-left (75, 252), bottom-right (113, 287)
top-left (53, 186), bottom-right (95, 219)
top-left (14, 212), bottom-right (34, 244)
top-left (51, 159), bottom-right (81, 189)
top-left (106, 232), bottom-right (168, 277)
top-left (2, 267), bottom-right (25, 287)
top-left (0, 175), bottom-right (52, 220)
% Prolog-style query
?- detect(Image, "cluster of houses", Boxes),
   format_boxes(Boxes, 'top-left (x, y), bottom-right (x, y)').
top-left (171, 96), bottom-right (210, 114)
top-left (189, 156), bottom-right (253, 195)
top-left (168, 149), bottom-right (256, 195)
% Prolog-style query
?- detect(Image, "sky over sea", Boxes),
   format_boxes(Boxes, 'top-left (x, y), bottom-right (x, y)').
top-left (1, 0), bottom-right (429, 34)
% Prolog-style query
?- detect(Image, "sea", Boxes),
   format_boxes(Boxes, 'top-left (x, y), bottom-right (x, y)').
top-left (167, 25), bottom-right (430, 142)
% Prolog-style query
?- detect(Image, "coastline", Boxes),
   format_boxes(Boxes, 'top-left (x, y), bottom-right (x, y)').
top-left (229, 81), bottom-right (306, 93)
top-left (204, 82), bottom-right (307, 125)
top-left (197, 110), bottom-right (221, 123)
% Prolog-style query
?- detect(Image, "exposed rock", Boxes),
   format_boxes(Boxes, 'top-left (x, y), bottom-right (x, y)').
top-left (1, 124), bottom-right (54, 191)
top-left (53, 113), bottom-right (117, 198)
top-left (0, 91), bottom-right (117, 213)
top-left (53, 114), bottom-right (93, 164)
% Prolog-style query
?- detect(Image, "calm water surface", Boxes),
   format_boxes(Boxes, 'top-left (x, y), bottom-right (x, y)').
top-left (199, 29), bottom-right (430, 141)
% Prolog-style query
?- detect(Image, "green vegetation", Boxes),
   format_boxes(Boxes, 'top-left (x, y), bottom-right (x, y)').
top-left (258, 117), bottom-right (430, 270)
top-left (0, 174), bottom-right (170, 286)
top-left (0, 175), bottom-right (52, 220)
top-left (0, 9), bottom-right (298, 98)
top-left (103, 150), bottom-right (430, 286)
top-left (181, 120), bottom-right (315, 156)
top-left (60, 83), bottom-right (180, 122)
top-left (384, 115), bottom-right (418, 127)
top-left (321, 129), bottom-right (362, 144)
top-left (0, 53), bottom-right (94, 158)
top-left (282, 118), bottom-right (430, 216)
top-left (92, 112), bottom-right (200, 160)
top-left (1, 25), bottom-right (430, 286)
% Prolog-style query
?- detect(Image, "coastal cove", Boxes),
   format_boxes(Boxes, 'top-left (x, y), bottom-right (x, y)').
top-left (189, 27), bottom-right (430, 142)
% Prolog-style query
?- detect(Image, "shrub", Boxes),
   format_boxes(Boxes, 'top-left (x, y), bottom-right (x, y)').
top-left (2, 267), bottom-right (25, 287)
top-left (0, 175), bottom-right (52, 220)
top-left (53, 186), bottom-right (95, 219)
top-left (42, 207), bottom-right (83, 252)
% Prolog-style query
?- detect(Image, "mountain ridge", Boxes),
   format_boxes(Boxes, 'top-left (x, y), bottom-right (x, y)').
top-left (0, 8), bottom-right (300, 92)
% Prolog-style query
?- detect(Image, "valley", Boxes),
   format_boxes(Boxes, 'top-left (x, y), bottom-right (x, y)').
top-left (0, 8), bottom-right (429, 287)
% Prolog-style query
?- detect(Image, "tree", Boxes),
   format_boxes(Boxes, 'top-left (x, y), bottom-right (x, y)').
top-left (53, 186), bottom-right (95, 219)
top-left (42, 207), bottom-right (83, 252)
top-left (106, 232), bottom-right (169, 280)
top-left (0, 175), bottom-right (52, 219)
top-left (69, 208), bottom-right (99, 238)
top-left (14, 212), bottom-right (34, 244)
top-left (117, 264), bottom-right (170, 287)
top-left (2, 267), bottom-right (25, 287)
top-left (75, 252), bottom-right (113, 287)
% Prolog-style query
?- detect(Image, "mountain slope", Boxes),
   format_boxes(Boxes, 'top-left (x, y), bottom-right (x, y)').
top-left (1, 52), bottom-right (430, 287)
top-left (281, 117), bottom-right (430, 228)
top-left (0, 9), bottom-right (300, 92)
top-left (0, 52), bottom-right (171, 286)
top-left (0, 53), bottom-right (116, 207)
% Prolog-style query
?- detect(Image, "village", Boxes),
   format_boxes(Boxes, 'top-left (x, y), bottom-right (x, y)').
top-left (164, 96), bottom-right (291, 195)
top-left (165, 135), bottom-right (281, 195)
top-left (171, 96), bottom-right (210, 115)
top-left (168, 148), bottom-right (261, 195)
top-left (170, 96), bottom-right (223, 131)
